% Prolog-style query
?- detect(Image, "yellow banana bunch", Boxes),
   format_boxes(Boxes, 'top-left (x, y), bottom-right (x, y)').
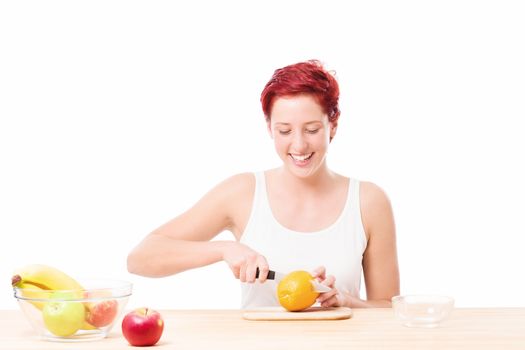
top-left (12, 264), bottom-right (97, 331)
top-left (14, 281), bottom-right (48, 310)
top-left (12, 264), bottom-right (85, 309)
top-left (12, 264), bottom-right (84, 291)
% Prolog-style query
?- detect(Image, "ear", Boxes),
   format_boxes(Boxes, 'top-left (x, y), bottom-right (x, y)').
top-left (267, 121), bottom-right (274, 139)
top-left (329, 123), bottom-right (337, 142)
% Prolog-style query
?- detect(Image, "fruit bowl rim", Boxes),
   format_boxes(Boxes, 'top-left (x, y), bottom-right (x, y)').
top-left (14, 279), bottom-right (133, 302)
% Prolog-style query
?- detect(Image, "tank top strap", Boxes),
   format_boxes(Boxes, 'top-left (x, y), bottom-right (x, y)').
top-left (252, 171), bottom-right (262, 201)
top-left (245, 172), bottom-right (273, 228)
top-left (254, 171), bottom-right (272, 211)
top-left (253, 171), bottom-right (266, 208)
top-left (348, 178), bottom-right (360, 211)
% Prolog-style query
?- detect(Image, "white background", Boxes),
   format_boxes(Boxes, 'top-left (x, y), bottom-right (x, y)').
top-left (1, 1), bottom-right (524, 310)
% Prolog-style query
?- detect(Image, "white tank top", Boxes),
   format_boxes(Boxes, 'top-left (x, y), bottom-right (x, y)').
top-left (239, 172), bottom-right (367, 309)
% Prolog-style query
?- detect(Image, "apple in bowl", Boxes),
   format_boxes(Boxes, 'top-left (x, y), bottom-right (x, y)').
top-left (85, 299), bottom-right (118, 327)
top-left (42, 292), bottom-right (85, 337)
top-left (83, 290), bottom-right (119, 328)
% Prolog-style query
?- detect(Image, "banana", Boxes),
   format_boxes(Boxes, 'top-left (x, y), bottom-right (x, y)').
top-left (81, 319), bottom-right (98, 330)
top-left (14, 281), bottom-right (48, 310)
top-left (12, 264), bottom-right (84, 291)
top-left (12, 264), bottom-right (98, 331)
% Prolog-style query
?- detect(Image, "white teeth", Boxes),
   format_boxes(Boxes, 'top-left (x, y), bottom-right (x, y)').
top-left (290, 153), bottom-right (313, 161)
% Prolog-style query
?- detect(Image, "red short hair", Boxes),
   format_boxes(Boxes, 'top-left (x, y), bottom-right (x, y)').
top-left (260, 60), bottom-right (340, 127)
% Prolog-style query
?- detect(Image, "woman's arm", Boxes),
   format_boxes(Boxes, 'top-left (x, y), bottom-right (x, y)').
top-left (315, 181), bottom-right (400, 308)
top-left (358, 181), bottom-right (400, 306)
top-left (127, 173), bottom-right (270, 280)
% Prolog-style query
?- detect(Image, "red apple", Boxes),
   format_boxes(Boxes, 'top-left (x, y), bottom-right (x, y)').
top-left (86, 299), bottom-right (118, 327)
top-left (121, 308), bottom-right (164, 346)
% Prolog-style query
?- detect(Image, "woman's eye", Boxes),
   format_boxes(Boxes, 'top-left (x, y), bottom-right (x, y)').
top-left (279, 130), bottom-right (291, 135)
top-left (306, 129), bottom-right (319, 134)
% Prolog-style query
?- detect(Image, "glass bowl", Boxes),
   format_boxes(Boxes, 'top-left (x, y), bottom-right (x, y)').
top-left (13, 279), bottom-right (132, 342)
top-left (392, 295), bottom-right (454, 328)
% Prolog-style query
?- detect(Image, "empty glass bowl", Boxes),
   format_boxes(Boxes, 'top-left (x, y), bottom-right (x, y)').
top-left (392, 295), bottom-right (454, 328)
top-left (13, 279), bottom-right (132, 342)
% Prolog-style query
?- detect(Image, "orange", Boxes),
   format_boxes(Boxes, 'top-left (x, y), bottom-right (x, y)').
top-left (277, 270), bottom-right (319, 311)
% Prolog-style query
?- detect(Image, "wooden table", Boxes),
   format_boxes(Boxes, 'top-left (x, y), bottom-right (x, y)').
top-left (1, 308), bottom-right (524, 349)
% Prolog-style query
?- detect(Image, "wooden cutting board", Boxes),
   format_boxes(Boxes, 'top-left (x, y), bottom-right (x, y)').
top-left (242, 306), bottom-right (352, 321)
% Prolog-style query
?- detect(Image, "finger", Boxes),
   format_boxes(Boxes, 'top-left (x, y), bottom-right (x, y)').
top-left (245, 262), bottom-right (258, 283)
top-left (317, 288), bottom-right (338, 304)
top-left (228, 258), bottom-right (242, 279)
top-left (311, 266), bottom-right (326, 280)
top-left (323, 275), bottom-right (336, 288)
top-left (239, 260), bottom-right (247, 282)
top-left (256, 260), bottom-right (270, 283)
top-left (320, 293), bottom-right (341, 308)
top-left (230, 264), bottom-right (241, 279)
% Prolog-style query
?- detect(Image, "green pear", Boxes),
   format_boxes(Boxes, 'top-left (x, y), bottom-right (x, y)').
top-left (42, 291), bottom-right (85, 337)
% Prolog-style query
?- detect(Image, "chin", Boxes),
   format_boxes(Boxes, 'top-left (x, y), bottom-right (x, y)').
top-left (285, 164), bottom-right (318, 179)
top-left (280, 153), bottom-right (326, 178)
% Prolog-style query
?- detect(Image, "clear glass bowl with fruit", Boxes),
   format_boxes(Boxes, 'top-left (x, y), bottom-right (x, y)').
top-left (13, 267), bottom-right (132, 342)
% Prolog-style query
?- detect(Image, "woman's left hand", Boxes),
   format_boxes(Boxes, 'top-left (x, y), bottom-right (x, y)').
top-left (311, 266), bottom-right (347, 308)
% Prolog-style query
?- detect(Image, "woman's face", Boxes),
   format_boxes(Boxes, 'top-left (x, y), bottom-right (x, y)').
top-left (268, 94), bottom-right (336, 178)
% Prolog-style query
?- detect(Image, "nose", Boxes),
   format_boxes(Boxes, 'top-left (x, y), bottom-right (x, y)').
top-left (291, 131), bottom-right (308, 151)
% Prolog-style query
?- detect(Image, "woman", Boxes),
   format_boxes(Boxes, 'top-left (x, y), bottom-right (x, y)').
top-left (127, 60), bottom-right (400, 308)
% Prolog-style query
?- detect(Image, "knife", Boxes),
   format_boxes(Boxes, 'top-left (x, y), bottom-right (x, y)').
top-left (255, 268), bottom-right (332, 293)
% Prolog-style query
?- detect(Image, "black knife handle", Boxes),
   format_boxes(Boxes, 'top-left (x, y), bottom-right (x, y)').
top-left (255, 268), bottom-right (275, 280)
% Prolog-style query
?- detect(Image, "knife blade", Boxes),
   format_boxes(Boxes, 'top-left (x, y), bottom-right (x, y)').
top-left (255, 268), bottom-right (331, 293)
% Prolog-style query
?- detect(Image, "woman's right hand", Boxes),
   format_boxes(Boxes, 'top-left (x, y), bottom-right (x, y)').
top-left (221, 241), bottom-right (270, 283)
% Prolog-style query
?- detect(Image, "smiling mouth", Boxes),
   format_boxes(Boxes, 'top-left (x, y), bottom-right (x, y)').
top-left (289, 153), bottom-right (314, 162)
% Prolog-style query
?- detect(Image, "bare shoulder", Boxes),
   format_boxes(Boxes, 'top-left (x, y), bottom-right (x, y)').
top-left (359, 181), bottom-right (395, 240)
top-left (204, 172), bottom-right (254, 215)
top-left (155, 173), bottom-right (255, 241)
top-left (214, 172), bottom-right (255, 198)
top-left (360, 181), bottom-right (392, 209)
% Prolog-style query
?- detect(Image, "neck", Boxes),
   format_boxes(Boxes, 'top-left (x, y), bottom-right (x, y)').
top-left (278, 163), bottom-right (335, 192)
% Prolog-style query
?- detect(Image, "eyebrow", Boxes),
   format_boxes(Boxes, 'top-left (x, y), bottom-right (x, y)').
top-left (274, 121), bottom-right (322, 126)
